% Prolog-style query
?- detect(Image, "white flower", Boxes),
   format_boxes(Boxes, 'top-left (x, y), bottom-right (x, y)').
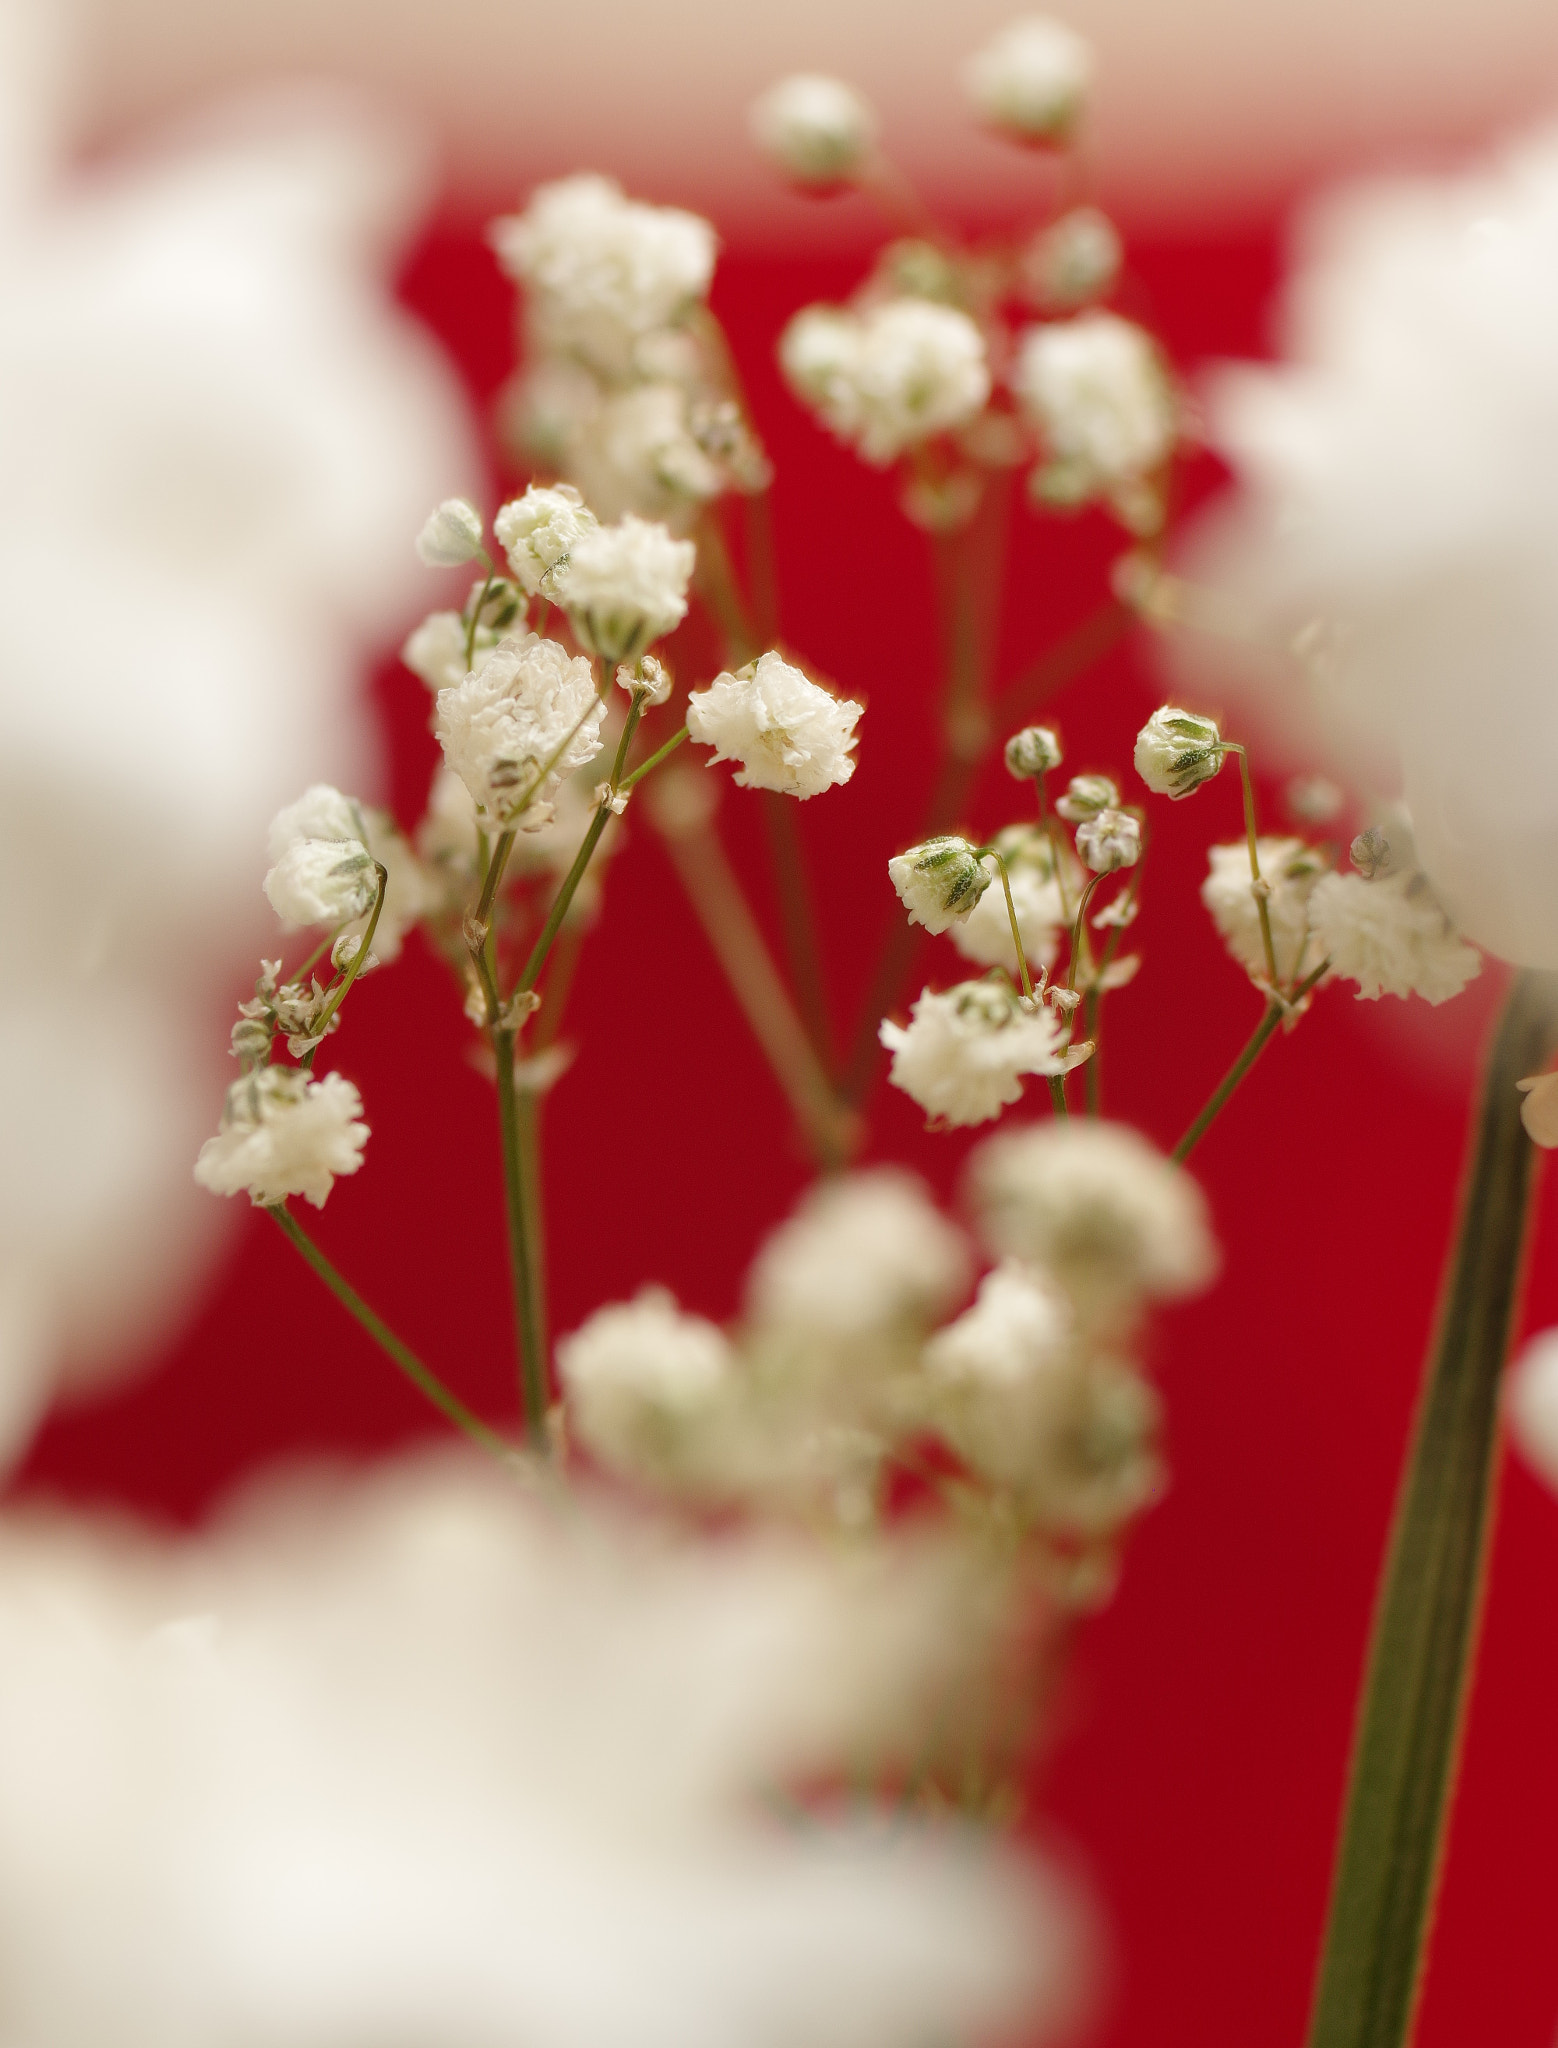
top-left (963, 16), bottom-right (1093, 144)
top-left (688, 651), bottom-right (862, 799)
top-left (558, 1287), bottom-right (732, 1478)
top-left (266, 783), bottom-right (365, 855)
top-left (435, 633), bottom-right (606, 827)
top-left (780, 299), bottom-right (991, 467)
top-left (746, 1170), bottom-right (972, 1337)
top-left (566, 382), bottom-right (723, 524)
top-left (402, 609), bottom-right (482, 693)
top-left (880, 981), bottom-right (1085, 1128)
top-left (1517, 1072), bottom-right (1558, 1147)
top-left (1509, 1327), bottom-right (1558, 1490)
top-left (1134, 706), bottom-right (1225, 799)
top-left (0, 1453), bottom-right (1089, 2048)
top-left (1020, 208), bottom-right (1122, 311)
top-left (1005, 725), bottom-right (1063, 779)
top-left (1014, 313), bottom-right (1177, 518)
top-left (194, 1066), bottom-right (368, 1208)
top-left (1075, 807), bottom-right (1141, 873)
top-left (888, 836), bottom-right (992, 934)
top-left (924, 1261), bottom-right (1071, 1390)
top-left (1183, 127), bottom-right (1558, 969)
top-left (415, 497), bottom-right (484, 567)
top-left (552, 515), bottom-right (695, 665)
top-left (750, 75), bottom-right (878, 188)
top-left (263, 836), bottom-right (378, 929)
top-left (1307, 869), bottom-right (1481, 1004)
top-left (1053, 773), bottom-right (1118, 822)
top-left (967, 1119), bottom-right (1219, 1321)
top-left (952, 833), bottom-right (1073, 977)
top-left (494, 482), bottom-right (599, 599)
top-left (1202, 837), bottom-right (1328, 986)
top-left (491, 175), bottom-right (716, 379)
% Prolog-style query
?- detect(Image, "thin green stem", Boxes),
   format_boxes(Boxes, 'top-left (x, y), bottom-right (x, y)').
top-left (304, 862), bottom-right (388, 1056)
top-left (464, 571), bottom-right (497, 671)
top-left (988, 852), bottom-right (1034, 1001)
top-left (1048, 1073), bottom-right (1070, 1118)
top-left (1064, 875), bottom-right (1104, 993)
top-left (266, 1204), bottom-right (512, 1461)
top-left (1171, 959), bottom-right (1329, 1163)
top-left (494, 1031), bottom-right (548, 1443)
top-left (1304, 969), bottom-right (1558, 2048)
top-left (1226, 743), bottom-right (1279, 990)
top-left (619, 724), bottom-right (688, 791)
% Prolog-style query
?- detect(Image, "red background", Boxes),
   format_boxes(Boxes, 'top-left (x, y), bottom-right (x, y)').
top-left (20, 213), bottom-right (1558, 2046)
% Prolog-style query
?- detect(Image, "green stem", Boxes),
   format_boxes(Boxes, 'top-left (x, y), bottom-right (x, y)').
top-left (1172, 957), bottom-right (1330, 1163)
top-left (266, 1204), bottom-right (512, 1462)
top-left (619, 724), bottom-right (688, 791)
top-left (515, 700), bottom-right (643, 997)
top-left (1304, 969), bottom-right (1558, 2048)
top-left (988, 851), bottom-right (1033, 1001)
top-left (464, 571), bottom-right (496, 671)
top-left (1048, 1073), bottom-right (1070, 1118)
top-left (1227, 742), bottom-right (1279, 990)
top-left (495, 1026), bottom-right (548, 1442)
top-left (304, 862), bottom-right (388, 1057)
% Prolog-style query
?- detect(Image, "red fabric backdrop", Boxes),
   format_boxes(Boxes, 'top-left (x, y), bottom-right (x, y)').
top-left (19, 215), bottom-right (1558, 2046)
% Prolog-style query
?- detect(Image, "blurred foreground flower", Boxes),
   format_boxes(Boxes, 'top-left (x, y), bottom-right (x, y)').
top-left (0, 1452), bottom-right (1091, 2048)
top-left (0, 7), bottom-right (474, 1455)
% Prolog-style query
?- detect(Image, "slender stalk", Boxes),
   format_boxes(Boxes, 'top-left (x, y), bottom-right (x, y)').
top-left (1305, 968), bottom-right (1558, 2048)
top-left (1172, 958), bottom-right (1330, 1163)
top-left (1226, 743), bottom-right (1279, 990)
top-left (655, 806), bottom-right (856, 1168)
top-left (1064, 875), bottom-right (1105, 993)
top-left (989, 851), bottom-right (1034, 1001)
top-left (619, 725), bottom-right (688, 791)
top-left (1048, 1074), bottom-right (1070, 1118)
top-left (495, 1026), bottom-right (548, 1442)
top-left (303, 862), bottom-right (388, 1058)
top-left (266, 1204), bottom-right (512, 1462)
top-left (463, 570), bottom-right (496, 671)
top-left (514, 699), bottom-right (643, 998)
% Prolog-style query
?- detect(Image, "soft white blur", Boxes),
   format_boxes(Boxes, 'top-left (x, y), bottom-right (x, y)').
top-left (64, 0), bottom-right (1558, 235)
top-left (0, 3), bottom-right (476, 1454)
top-left (1508, 1327), bottom-right (1558, 1494)
top-left (1175, 124), bottom-right (1558, 969)
top-left (0, 1451), bottom-right (1091, 2048)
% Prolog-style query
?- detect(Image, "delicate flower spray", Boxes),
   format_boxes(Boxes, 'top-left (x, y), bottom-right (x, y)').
top-left (187, 22), bottom-right (1516, 2048)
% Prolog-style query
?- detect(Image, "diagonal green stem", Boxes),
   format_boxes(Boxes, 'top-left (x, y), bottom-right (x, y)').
top-left (1304, 968), bottom-right (1558, 2048)
top-left (266, 1204), bottom-right (513, 1462)
top-left (1173, 958), bottom-right (1330, 1163)
top-left (495, 1032), bottom-right (548, 1443)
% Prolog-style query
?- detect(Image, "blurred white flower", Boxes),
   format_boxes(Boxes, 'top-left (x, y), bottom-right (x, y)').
top-left (1183, 125), bottom-right (1558, 969)
top-left (0, 11), bottom-right (475, 1457)
top-left (952, 829), bottom-right (1074, 978)
top-left (1307, 868), bottom-right (1481, 1004)
top-left (1507, 1327), bottom-right (1558, 1491)
top-left (780, 298), bottom-right (991, 467)
top-left (963, 16), bottom-right (1093, 145)
top-left (1020, 207), bottom-right (1122, 311)
top-left (688, 651), bottom-right (862, 799)
top-left (415, 495), bottom-right (484, 567)
top-left (558, 1286), bottom-right (733, 1478)
top-left (881, 981), bottom-right (1084, 1128)
top-left (746, 1169), bottom-right (972, 1338)
top-left (0, 1453), bottom-right (1091, 2048)
top-left (194, 1066), bottom-right (369, 1208)
top-left (1202, 836), bottom-right (1327, 986)
top-left (1014, 312), bottom-right (1177, 527)
top-left (750, 75), bottom-right (878, 190)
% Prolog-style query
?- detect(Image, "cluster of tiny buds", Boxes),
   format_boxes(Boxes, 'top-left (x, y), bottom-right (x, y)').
top-left (1350, 825), bottom-right (1396, 879)
top-left (617, 654), bottom-right (673, 707)
top-left (1004, 724), bottom-right (1063, 780)
top-left (230, 960), bottom-right (342, 1067)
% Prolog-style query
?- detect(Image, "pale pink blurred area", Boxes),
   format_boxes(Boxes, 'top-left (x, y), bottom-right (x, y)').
top-left (70, 0), bottom-right (1558, 233)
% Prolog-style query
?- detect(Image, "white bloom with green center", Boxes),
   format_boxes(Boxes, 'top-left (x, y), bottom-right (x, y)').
top-left (887, 836), bottom-right (991, 934)
top-left (1020, 208), bottom-right (1122, 311)
top-left (435, 633), bottom-right (605, 827)
top-left (880, 980), bottom-right (1085, 1128)
top-left (194, 1066), bottom-right (369, 1208)
top-left (746, 1168), bottom-right (972, 1337)
top-left (924, 1261), bottom-right (1071, 1391)
top-left (494, 483), bottom-right (598, 599)
top-left (558, 1286), bottom-right (731, 1479)
top-left (781, 299), bottom-right (991, 467)
top-left (1004, 725), bottom-right (1063, 779)
top-left (1307, 869), bottom-right (1481, 1004)
top-left (1074, 808), bottom-right (1140, 874)
top-left (552, 515), bottom-right (695, 665)
top-left (415, 498), bottom-right (484, 568)
top-left (263, 837), bottom-right (377, 930)
top-left (1053, 773), bottom-right (1117, 822)
top-left (963, 16), bottom-right (1093, 144)
top-left (687, 652), bottom-right (862, 799)
top-left (1014, 313), bottom-right (1177, 509)
top-left (1134, 706), bottom-right (1225, 799)
top-left (750, 75), bottom-right (878, 188)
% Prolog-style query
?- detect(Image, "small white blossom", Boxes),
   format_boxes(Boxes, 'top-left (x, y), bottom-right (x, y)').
top-left (747, 1169), bottom-right (972, 1338)
top-left (687, 651), bottom-right (862, 799)
top-left (1134, 706), bottom-right (1224, 799)
top-left (1020, 208), bottom-right (1122, 311)
top-left (558, 1286), bottom-right (732, 1478)
top-left (435, 633), bottom-right (606, 828)
top-left (494, 483), bottom-right (599, 599)
top-left (1075, 808), bottom-right (1141, 873)
top-left (491, 176), bottom-right (716, 379)
top-left (1014, 313), bottom-right (1177, 526)
top-left (267, 785), bottom-right (365, 855)
top-left (403, 609), bottom-right (487, 694)
top-left (953, 831), bottom-right (1073, 976)
top-left (924, 1262), bottom-right (1071, 1391)
top-left (880, 981), bottom-right (1086, 1128)
top-left (750, 75), bottom-right (878, 188)
top-left (963, 16), bottom-right (1092, 143)
top-left (552, 515), bottom-right (696, 665)
top-left (1053, 773), bottom-right (1117, 822)
top-left (618, 654), bottom-right (673, 706)
top-left (1517, 1073), bottom-right (1558, 1147)
top-left (968, 1119), bottom-right (1219, 1322)
top-left (780, 299), bottom-right (991, 467)
top-left (415, 497), bottom-right (484, 568)
top-left (1307, 869), bottom-right (1481, 1004)
top-left (1004, 725), bottom-right (1063, 779)
top-left (566, 382), bottom-right (724, 525)
top-left (1510, 1327), bottom-right (1558, 1495)
top-left (263, 837), bottom-right (377, 930)
top-left (194, 1066), bottom-right (369, 1208)
top-left (888, 836), bottom-right (991, 934)
top-left (1202, 838), bottom-right (1328, 986)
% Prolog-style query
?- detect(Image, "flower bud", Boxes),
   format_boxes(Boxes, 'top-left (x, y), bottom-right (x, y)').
top-left (1134, 706), bottom-right (1224, 799)
top-left (1020, 206), bottom-right (1122, 310)
top-left (887, 835), bottom-right (993, 935)
top-left (415, 498), bottom-right (484, 568)
top-left (1075, 808), bottom-right (1141, 874)
top-left (1349, 824), bottom-right (1396, 879)
top-left (963, 16), bottom-right (1092, 146)
top-left (750, 74), bottom-right (878, 189)
top-left (1054, 773), bottom-right (1118, 822)
top-left (1004, 725), bottom-right (1063, 780)
top-left (229, 1014), bottom-right (272, 1065)
top-left (618, 654), bottom-right (673, 706)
